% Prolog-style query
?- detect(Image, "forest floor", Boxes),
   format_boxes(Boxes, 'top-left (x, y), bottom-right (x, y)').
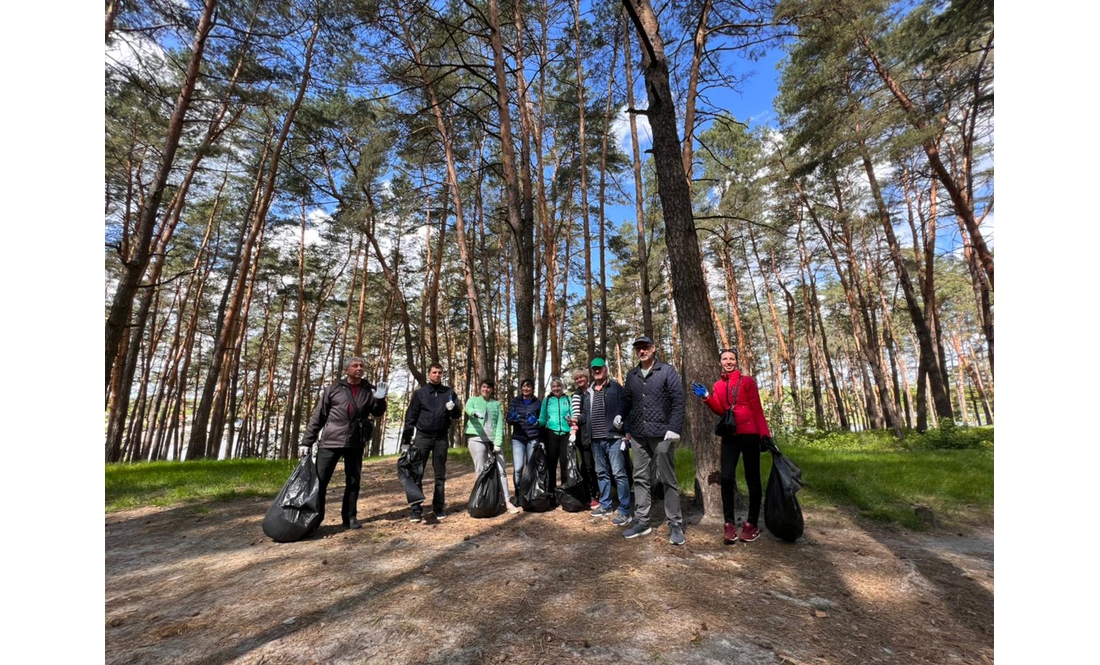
top-left (105, 454), bottom-right (994, 665)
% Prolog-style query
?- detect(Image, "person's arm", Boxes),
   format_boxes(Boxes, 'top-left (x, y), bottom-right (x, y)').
top-left (537, 397), bottom-right (549, 428)
top-left (491, 401), bottom-right (504, 448)
top-left (619, 381), bottom-right (632, 436)
top-left (702, 380), bottom-right (725, 415)
top-left (667, 369), bottom-right (686, 436)
top-left (300, 387), bottom-right (330, 448)
top-left (402, 390), bottom-right (421, 445)
top-left (448, 390), bottom-right (462, 420)
top-left (744, 376), bottom-right (771, 437)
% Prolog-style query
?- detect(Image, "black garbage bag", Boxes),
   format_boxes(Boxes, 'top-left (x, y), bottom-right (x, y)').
top-left (556, 439), bottom-right (590, 512)
top-left (262, 455), bottom-right (323, 542)
top-left (468, 453), bottom-right (506, 518)
top-left (518, 443), bottom-right (554, 512)
top-left (763, 442), bottom-right (804, 542)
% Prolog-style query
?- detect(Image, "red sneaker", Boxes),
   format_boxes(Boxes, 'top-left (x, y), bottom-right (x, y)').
top-left (590, 499), bottom-right (600, 510)
top-left (723, 522), bottom-right (739, 544)
top-left (740, 522), bottom-right (761, 542)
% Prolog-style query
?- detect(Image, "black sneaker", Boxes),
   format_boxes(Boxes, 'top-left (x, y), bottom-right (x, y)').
top-left (433, 508), bottom-right (447, 521)
top-left (670, 524), bottom-right (685, 546)
top-left (623, 522), bottom-right (652, 539)
top-left (410, 508), bottom-right (423, 523)
top-left (343, 517), bottom-right (362, 530)
top-left (590, 506), bottom-right (613, 517)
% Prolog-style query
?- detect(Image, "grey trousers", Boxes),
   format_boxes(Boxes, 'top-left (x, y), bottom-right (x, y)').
top-left (632, 435), bottom-right (682, 528)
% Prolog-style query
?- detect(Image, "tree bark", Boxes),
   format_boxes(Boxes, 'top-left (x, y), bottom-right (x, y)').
top-left (623, 0), bottom-right (722, 520)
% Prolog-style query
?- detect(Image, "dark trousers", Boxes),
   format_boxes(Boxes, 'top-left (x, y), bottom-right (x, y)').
top-left (577, 439), bottom-right (599, 499)
top-left (397, 433), bottom-right (449, 512)
top-left (721, 434), bottom-right (762, 526)
top-left (316, 445), bottom-right (365, 524)
top-left (543, 430), bottom-right (570, 496)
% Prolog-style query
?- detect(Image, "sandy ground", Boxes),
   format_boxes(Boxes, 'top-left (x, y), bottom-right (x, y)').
top-left (105, 455), bottom-right (993, 664)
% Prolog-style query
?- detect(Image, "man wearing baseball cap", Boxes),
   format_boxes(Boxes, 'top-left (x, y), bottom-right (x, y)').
top-left (573, 357), bottom-right (631, 523)
top-left (620, 335), bottom-right (687, 545)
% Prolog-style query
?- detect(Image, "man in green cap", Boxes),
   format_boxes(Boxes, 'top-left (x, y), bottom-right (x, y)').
top-left (573, 357), bottom-right (631, 524)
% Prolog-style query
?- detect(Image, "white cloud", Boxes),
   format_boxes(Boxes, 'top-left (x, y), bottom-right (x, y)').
top-left (105, 31), bottom-right (168, 84)
top-left (267, 208), bottom-right (332, 260)
top-left (611, 105), bottom-right (652, 154)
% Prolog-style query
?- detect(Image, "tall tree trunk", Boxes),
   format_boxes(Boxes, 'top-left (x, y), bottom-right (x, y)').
top-left (187, 19), bottom-right (320, 460)
top-left (487, 0), bottom-right (535, 380)
top-left (623, 0), bottom-right (722, 520)
top-left (622, 10), bottom-right (653, 337)
top-left (105, 0), bottom-right (218, 393)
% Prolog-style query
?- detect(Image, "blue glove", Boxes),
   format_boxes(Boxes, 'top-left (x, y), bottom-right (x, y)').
top-left (507, 408), bottom-right (519, 422)
top-left (691, 382), bottom-right (708, 398)
top-left (526, 413), bottom-right (538, 426)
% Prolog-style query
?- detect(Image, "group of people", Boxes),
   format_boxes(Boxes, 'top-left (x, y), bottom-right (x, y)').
top-left (299, 336), bottom-right (773, 546)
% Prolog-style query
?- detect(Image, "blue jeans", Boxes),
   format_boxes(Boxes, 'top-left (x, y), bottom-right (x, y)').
top-left (593, 438), bottom-right (631, 515)
top-left (511, 438), bottom-right (536, 492)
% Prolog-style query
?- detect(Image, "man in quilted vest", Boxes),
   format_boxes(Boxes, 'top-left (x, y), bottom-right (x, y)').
top-left (620, 336), bottom-right (686, 546)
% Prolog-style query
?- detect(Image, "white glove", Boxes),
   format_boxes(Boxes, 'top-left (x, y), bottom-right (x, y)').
top-left (374, 381), bottom-right (388, 399)
top-left (663, 430), bottom-right (680, 441)
top-left (298, 445), bottom-right (312, 458)
top-left (446, 400), bottom-right (455, 410)
top-left (569, 431), bottom-right (576, 443)
top-left (620, 439), bottom-right (627, 451)
top-left (613, 415), bottom-right (623, 430)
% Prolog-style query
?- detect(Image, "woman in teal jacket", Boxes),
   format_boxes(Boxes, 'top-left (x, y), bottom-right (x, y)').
top-left (538, 376), bottom-right (574, 502)
top-left (465, 380), bottom-right (519, 513)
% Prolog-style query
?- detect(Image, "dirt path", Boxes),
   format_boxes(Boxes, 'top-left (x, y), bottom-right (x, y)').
top-left (105, 455), bottom-right (993, 664)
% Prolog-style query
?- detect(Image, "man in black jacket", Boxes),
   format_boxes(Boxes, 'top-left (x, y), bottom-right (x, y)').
top-left (300, 357), bottom-right (388, 530)
top-left (621, 336), bottom-right (687, 545)
top-left (398, 363), bottom-right (462, 522)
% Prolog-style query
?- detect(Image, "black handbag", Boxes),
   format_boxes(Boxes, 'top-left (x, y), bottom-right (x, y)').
top-left (714, 376), bottom-right (742, 438)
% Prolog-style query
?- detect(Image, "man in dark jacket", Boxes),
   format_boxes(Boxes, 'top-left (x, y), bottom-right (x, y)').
top-left (398, 363), bottom-right (462, 522)
top-left (575, 358), bottom-right (632, 524)
top-left (300, 356), bottom-right (388, 530)
top-left (621, 336), bottom-right (687, 545)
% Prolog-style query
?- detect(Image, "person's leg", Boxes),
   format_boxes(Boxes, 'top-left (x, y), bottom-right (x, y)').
top-left (719, 437), bottom-right (740, 525)
top-left (739, 436), bottom-right (763, 526)
top-left (315, 447), bottom-right (341, 524)
top-left (654, 437), bottom-right (682, 527)
top-left (341, 446), bottom-right (364, 523)
top-left (493, 450), bottom-right (514, 504)
top-left (558, 434), bottom-right (571, 489)
top-left (543, 432), bottom-right (562, 495)
top-left (468, 437), bottom-right (488, 477)
top-left (431, 435), bottom-right (449, 514)
top-left (579, 440), bottom-right (598, 499)
top-left (511, 439), bottom-right (527, 492)
top-left (608, 440), bottom-right (632, 516)
top-left (592, 439), bottom-right (613, 510)
top-left (630, 438), bottom-right (654, 527)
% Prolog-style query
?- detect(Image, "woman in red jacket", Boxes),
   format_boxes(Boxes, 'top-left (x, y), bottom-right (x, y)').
top-left (691, 349), bottom-right (774, 544)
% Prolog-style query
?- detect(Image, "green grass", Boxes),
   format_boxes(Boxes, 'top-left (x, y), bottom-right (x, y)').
top-left (106, 458), bottom-right (300, 512)
top-left (107, 426), bottom-right (993, 529)
top-left (672, 425), bottom-right (994, 529)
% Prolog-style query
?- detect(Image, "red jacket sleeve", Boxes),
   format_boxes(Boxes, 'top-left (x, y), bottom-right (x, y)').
top-left (703, 380), bottom-right (725, 415)
top-left (743, 377), bottom-right (771, 437)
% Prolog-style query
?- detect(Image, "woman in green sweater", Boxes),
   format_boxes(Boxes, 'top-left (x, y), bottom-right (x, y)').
top-left (465, 380), bottom-right (519, 513)
top-left (538, 376), bottom-right (574, 503)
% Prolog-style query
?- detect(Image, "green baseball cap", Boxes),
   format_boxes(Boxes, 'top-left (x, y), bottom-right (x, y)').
top-left (590, 357), bottom-right (606, 368)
